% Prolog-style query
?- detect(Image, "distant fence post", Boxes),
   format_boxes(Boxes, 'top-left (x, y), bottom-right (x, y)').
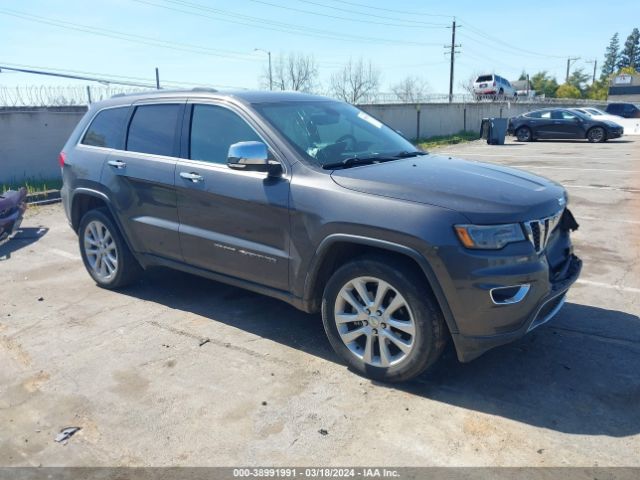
top-left (416, 104), bottom-right (421, 140)
top-left (463, 105), bottom-right (467, 131)
top-left (86, 86), bottom-right (92, 104)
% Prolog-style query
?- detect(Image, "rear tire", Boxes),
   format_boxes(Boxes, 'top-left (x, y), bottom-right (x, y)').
top-left (516, 126), bottom-right (532, 142)
top-left (587, 127), bottom-right (606, 143)
top-left (78, 208), bottom-right (142, 289)
top-left (321, 256), bottom-right (447, 382)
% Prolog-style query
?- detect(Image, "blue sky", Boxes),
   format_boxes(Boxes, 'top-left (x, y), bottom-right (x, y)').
top-left (0, 0), bottom-right (637, 94)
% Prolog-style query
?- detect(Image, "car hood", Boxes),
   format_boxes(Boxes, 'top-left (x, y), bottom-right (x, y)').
top-left (330, 154), bottom-right (567, 224)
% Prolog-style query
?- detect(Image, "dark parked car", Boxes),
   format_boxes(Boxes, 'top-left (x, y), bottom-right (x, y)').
top-left (60, 89), bottom-right (582, 382)
top-left (510, 108), bottom-right (623, 142)
top-left (0, 187), bottom-right (27, 243)
top-left (605, 102), bottom-right (640, 118)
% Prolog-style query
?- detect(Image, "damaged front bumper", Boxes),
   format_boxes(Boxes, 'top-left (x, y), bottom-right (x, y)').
top-left (0, 188), bottom-right (27, 243)
top-left (448, 209), bottom-right (582, 362)
top-left (452, 253), bottom-right (581, 362)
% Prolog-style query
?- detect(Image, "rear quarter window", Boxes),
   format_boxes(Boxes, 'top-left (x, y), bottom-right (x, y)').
top-left (126, 104), bottom-right (181, 156)
top-left (81, 107), bottom-right (129, 149)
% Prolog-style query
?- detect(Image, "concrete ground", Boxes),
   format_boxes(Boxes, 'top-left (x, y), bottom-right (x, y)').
top-left (1, 137), bottom-right (639, 467)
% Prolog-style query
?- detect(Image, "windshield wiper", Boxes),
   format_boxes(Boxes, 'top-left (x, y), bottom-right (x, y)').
top-left (321, 151), bottom-right (427, 170)
top-left (322, 155), bottom-right (393, 170)
top-left (393, 150), bottom-right (427, 158)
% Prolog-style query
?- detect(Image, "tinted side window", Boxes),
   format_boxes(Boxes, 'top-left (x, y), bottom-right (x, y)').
top-left (126, 104), bottom-right (180, 156)
top-left (526, 111), bottom-right (542, 118)
top-left (190, 105), bottom-right (261, 164)
top-left (81, 107), bottom-right (129, 148)
top-left (476, 75), bottom-right (493, 82)
top-left (561, 111), bottom-right (577, 120)
top-left (540, 111), bottom-right (552, 119)
top-left (607, 104), bottom-right (621, 114)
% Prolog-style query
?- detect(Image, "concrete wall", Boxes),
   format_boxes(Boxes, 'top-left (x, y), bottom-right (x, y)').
top-left (0, 101), bottom-right (616, 185)
top-left (359, 101), bottom-right (584, 139)
top-left (0, 107), bottom-right (87, 184)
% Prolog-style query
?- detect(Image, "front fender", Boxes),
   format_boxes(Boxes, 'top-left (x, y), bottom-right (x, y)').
top-left (302, 233), bottom-right (459, 335)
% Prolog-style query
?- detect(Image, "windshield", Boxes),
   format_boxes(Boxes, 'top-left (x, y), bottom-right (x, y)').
top-left (252, 101), bottom-right (418, 167)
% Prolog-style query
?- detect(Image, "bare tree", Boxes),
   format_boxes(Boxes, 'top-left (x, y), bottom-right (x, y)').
top-left (390, 76), bottom-right (430, 102)
top-left (459, 72), bottom-right (480, 97)
top-left (262, 53), bottom-right (319, 92)
top-left (329, 58), bottom-right (381, 104)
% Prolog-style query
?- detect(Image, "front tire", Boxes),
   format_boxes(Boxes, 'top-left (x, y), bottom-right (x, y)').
top-left (587, 127), bottom-right (606, 143)
top-left (78, 208), bottom-right (142, 289)
top-left (516, 126), bottom-right (532, 142)
top-left (321, 256), bottom-right (447, 382)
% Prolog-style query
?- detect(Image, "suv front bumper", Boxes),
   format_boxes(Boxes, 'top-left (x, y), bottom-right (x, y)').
top-left (451, 253), bottom-right (582, 362)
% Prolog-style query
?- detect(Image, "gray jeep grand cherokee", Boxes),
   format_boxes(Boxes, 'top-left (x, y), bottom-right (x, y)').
top-left (60, 89), bottom-right (582, 382)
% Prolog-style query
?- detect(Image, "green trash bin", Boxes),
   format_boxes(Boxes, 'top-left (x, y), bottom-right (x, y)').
top-left (488, 118), bottom-right (507, 145)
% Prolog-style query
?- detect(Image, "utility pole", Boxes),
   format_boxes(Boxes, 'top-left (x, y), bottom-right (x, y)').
top-left (155, 67), bottom-right (160, 89)
top-left (254, 48), bottom-right (273, 90)
top-left (445, 18), bottom-right (462, 103)
top-left (585, 59), bottom-right (598, 84)
top-left (526, 73), bottom-right (530, 97)
top-left (565, 57), bottom-right (580, 83)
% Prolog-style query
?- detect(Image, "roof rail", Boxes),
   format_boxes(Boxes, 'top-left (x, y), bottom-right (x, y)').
top-left (191, 87), bottom-right (218, 93)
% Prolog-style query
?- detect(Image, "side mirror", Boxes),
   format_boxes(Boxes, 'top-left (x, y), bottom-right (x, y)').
top-left (227, 141), bottom-right (279, 174)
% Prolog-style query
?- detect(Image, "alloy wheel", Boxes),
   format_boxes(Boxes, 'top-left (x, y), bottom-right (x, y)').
top-left (589, 127), bottom-right (604, 142)
top-left (83, 220), bottom-right (118, 282)
top-left (334, 276), bottom-right (416, 368)
top-left (517, 128), bottom-right (531, 141)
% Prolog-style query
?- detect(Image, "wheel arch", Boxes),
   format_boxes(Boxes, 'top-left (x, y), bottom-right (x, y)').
top-left (70, 188), bottom-right (112, 232)
top-left (70, 188), bottom-right (140, 263)
top-left (303, 234), bottom-right (459, 335)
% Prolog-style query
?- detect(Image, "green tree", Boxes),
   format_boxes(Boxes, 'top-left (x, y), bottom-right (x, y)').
top-left (618, 28), bottom-right (640, 71)
top-left (585, 79), bottom-right (608, 100)
top-left (518, 70), bottom-right (527, 81)
top-left (556, 84), bottom-right (582, 99)
top-left (601, 33), bottom-right (620, 79)
top-left (567, 68), bottom-right (590, 95)
top-left (530, 71), bottom-right (558, 97)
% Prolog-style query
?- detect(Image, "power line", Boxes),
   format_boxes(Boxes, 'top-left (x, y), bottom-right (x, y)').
top-left (459, 44), bottom-right (522, 73)
top-left (458, 19), bottom-right (567, 59)
top-left (0, 8), bottom-right (258, 61)
top-left (269, 0), bottom-right (448, 27)
top-left (321, 0), bottom-right (453, 18)
top-left (135, 0), bottom-right (437, 46)
top-left (0, 6), bottom-right (386, 71)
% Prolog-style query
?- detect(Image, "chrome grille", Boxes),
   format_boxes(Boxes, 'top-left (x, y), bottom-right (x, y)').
top-left (523, 210), bottom-right (563, 254)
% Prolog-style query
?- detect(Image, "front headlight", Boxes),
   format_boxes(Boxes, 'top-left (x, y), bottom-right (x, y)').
top-left (454, 223), bottom-right (525, 249)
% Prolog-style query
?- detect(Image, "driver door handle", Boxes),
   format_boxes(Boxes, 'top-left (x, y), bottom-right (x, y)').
top-left (180, 171), bottom-right (204, 183)
top-left (107, 159), bottom-right (127, 169)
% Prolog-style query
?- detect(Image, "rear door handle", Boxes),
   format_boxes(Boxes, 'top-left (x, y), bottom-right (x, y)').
top-left (180, 171), bottom-right (204, 183)
top-left (107, 159), bottom-right (127, 169)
